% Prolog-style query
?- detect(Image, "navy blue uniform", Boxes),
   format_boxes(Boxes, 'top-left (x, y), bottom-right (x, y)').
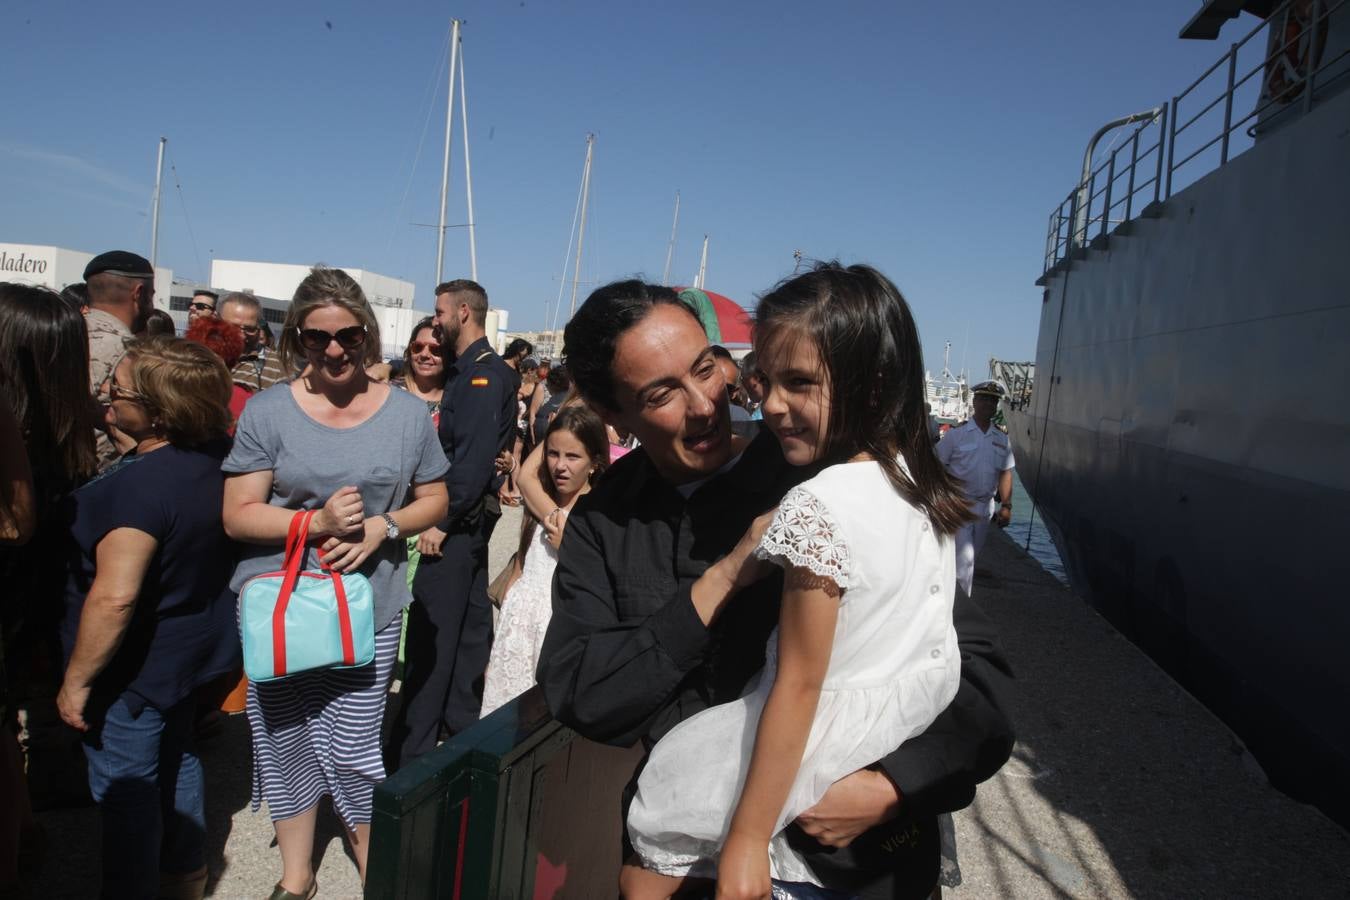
top-left (393, 336), bottom-right (517, 764)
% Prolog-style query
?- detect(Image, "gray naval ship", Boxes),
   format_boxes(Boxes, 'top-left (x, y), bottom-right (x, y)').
top-left (1005, 0), bottom-right (1350, 826)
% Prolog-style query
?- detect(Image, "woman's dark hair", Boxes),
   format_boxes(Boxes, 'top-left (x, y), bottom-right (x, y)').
top-left (400, 316), bottom-right (439, 377)
top-left (755, 262), bottom-right (973, 535)
top-left (141, 308), bottom-right (177, 336)
top-left (59, 282), bottom-right (87, 311)
top-left (0, 283), bottom-right (97, 489)
top-left (544, 364), bottom-right (571, 395)
top-left (562, 279), bottom-right (702, 411)
top-left (503, 337), bottom-right (534, 362)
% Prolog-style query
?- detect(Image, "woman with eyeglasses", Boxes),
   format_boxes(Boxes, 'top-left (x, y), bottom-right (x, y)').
top-left (57, 335), bottom-right (240, 899)
top-left (221, 267), bottom-right (449, 899)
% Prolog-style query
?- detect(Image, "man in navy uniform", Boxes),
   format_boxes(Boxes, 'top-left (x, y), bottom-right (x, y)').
top-left (937, 381), bottom-right (1015, 596)
top-left (393, 279), bottom-right (517, 765)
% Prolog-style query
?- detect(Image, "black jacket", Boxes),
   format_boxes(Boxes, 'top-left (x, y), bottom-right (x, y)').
top-left (537, 429), bottom-right (1015, 894)
top-left (436, 336), bottom-right (517, 532)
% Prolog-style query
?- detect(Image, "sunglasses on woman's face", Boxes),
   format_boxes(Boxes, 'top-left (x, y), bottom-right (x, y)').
top-left (297, 325), bottom-right (367, 352)
top-left (409, 340), bottom-right (441, 355)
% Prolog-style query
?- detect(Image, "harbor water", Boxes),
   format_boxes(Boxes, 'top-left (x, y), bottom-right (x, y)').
top-left (1007, 471), bottom-right (1066, 584)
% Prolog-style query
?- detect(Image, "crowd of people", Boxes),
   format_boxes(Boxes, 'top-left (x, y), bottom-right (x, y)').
top-left (0, 249), bottom-right (1017, 900)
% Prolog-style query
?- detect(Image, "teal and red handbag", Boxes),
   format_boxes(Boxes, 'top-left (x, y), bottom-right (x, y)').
top-left (240, 509), bottom-right (376, 681)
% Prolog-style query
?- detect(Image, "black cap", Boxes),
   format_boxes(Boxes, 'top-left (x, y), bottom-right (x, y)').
top-left (84, 250), bottom-right (153, 280)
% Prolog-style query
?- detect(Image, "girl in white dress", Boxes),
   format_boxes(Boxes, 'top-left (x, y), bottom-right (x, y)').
top-left (480, 405), bottom-right (609, 716)
top-left (622, 263), bottom-right (976, 899)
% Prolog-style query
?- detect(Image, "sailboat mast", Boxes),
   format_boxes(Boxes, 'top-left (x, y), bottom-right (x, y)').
top-left (149, 137), bottom-right (166, 269)
top-left (434, 18), bottom-right (462, 285)
top-left (457, 44), bottom-right (477, 282)
top-left (568, 133), bottom-right (595, 320)
top-left (695, 234), bottom-right (709, 289)
top-left (661, 190), bottom-right (680, 285)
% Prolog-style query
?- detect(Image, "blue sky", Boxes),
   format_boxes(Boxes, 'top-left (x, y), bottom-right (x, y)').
top-left (2, 0), bottom-right (1248, 375)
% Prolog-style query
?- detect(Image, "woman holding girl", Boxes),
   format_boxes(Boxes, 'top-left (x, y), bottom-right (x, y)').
top-left (622, 262), bottom-right (973, 898)
top-left (481, 405), bottom-right (608, 715)
top-left (221, 267), bottom-right (449, 899)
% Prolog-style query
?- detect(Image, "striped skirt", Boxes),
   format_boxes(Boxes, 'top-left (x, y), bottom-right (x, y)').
top-left (247, 620), bottom-right (400, 829)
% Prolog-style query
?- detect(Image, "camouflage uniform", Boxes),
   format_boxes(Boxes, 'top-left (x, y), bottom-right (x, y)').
top-left (86, 308), bottom-right (131, 472)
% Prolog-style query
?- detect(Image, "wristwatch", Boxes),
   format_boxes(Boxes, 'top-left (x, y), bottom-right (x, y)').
top-left (380, 513), bottom-right (400, 540)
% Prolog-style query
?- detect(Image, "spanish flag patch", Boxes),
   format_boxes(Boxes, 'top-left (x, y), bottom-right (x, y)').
top-left (470, 376), bottom-right (490, 387)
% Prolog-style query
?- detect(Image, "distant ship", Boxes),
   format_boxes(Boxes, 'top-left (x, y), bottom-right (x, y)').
top-left (1005, 0), bottom-right (1350, 826)
top-left (925, 341), bottom-right (971, 428)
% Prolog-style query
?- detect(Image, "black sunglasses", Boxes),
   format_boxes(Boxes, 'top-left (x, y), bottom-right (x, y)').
top-left (189, 301), bottom-right (216, 313)
top-left (297, 325), bottom-right (367, 352)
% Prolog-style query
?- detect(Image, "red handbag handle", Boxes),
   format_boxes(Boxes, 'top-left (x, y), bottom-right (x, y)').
top-left (271, 509), bottom-right (358, 676)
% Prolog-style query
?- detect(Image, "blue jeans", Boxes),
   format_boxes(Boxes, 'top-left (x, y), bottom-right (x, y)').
top-left (82, 695), bottom-right (205, 899)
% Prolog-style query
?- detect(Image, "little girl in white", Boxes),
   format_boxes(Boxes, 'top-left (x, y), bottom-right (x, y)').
top-left (623, 262), bottom-right (975, 899)
top-left (481, 404), bottom-right (609, 715)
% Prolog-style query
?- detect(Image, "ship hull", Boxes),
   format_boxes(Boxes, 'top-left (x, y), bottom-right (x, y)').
top-left (1007, 83), bottom-right (1350, 825)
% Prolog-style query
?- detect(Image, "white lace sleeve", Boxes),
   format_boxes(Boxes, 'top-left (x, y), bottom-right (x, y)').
top-left (753, 486), bottom-right (850, 589)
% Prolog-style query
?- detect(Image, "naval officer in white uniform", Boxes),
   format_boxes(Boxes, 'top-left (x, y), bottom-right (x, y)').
top-left (937, 381), bottom-right (1015, 595)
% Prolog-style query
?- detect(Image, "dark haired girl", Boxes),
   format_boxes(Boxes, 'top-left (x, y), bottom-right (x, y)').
top-left (481, 405), bottom-right (608, 715)
top-left (623, 262), bottom-right (973, 898)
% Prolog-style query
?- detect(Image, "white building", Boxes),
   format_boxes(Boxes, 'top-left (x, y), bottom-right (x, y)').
top-left (1, 241), bottom-right (173, 312)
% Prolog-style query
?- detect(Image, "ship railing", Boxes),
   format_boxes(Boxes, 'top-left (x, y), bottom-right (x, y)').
top-left (1042, 0), bottom-right (1350, 277)
top-left (1041, 110), bottom-right (1167, 274)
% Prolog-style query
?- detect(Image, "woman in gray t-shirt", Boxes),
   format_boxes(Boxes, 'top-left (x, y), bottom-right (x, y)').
top-left (221, 267), bottom-right (448, 899)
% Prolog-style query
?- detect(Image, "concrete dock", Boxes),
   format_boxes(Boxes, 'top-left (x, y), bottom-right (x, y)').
top-left (29, 504), bottom-right (1350, 897)
top-left (947, 530), bottom-right (1350, 898)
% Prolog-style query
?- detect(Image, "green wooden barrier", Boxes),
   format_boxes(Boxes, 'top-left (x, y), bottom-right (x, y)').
top-left (366, 687), bottom-right (642, 899)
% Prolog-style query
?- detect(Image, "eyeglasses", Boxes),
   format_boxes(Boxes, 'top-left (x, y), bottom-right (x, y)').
top-left (408, 340), bottom-right (441, 355)
top-left (238, 324), bottom-right (261, 335)
top-left (109, 381), bottom-right (148, 404)
top-left (297, 325), bottom-right (367, 352)
top-left (189, 302), bottom-right (216, 313)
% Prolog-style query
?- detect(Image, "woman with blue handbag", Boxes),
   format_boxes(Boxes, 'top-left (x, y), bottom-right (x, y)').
top-left (222, 267), bottom-right (449, 900)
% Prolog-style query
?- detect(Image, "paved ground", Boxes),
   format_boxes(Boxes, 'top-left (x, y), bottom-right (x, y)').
top-left (29, 504), bottom-right (1350, 897)
top-left (945, 530), bottom-right (1350, 898)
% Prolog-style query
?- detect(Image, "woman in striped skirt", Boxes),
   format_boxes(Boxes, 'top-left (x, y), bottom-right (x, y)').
top-left (222, 268), bottom-right (449, 899)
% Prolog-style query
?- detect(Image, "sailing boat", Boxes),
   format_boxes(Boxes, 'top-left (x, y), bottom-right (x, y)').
top-left (433, 18), bottom-right (477, 284)
top-left (540, 134), bottom-right (596, 358)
